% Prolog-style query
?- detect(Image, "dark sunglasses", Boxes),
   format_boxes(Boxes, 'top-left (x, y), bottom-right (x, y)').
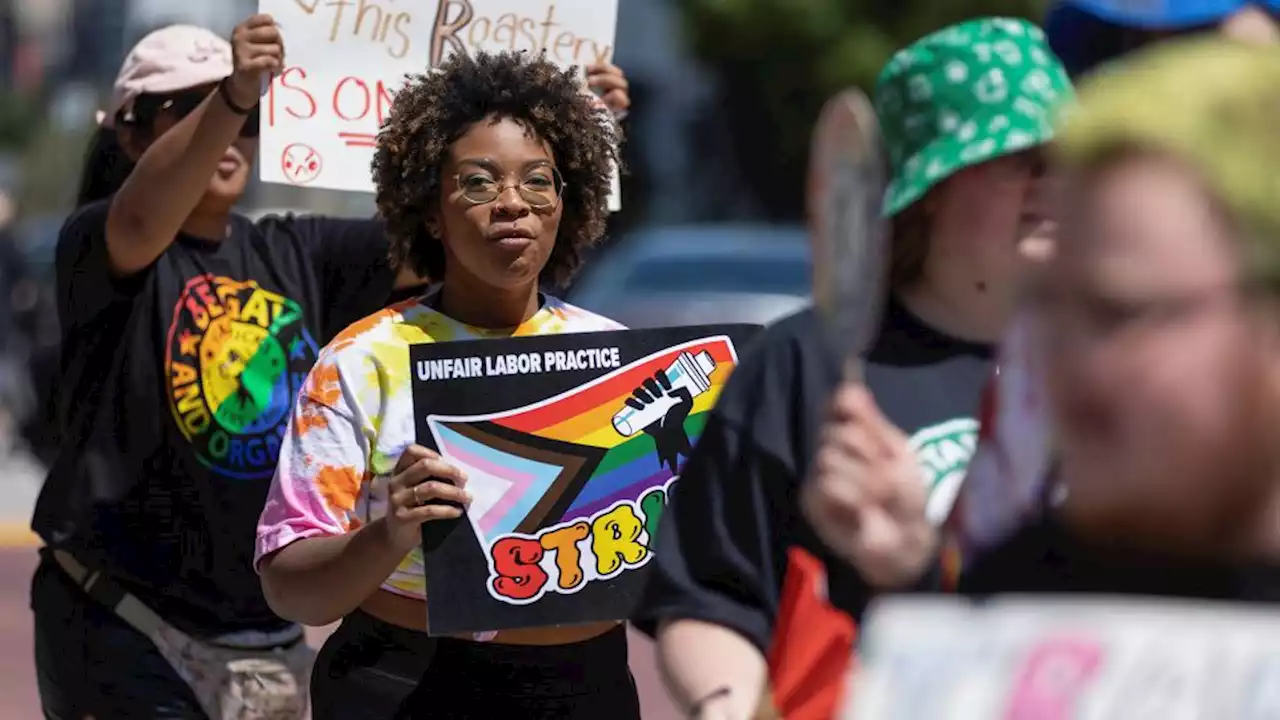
top-left (126, 90), bottom-right (260, 138)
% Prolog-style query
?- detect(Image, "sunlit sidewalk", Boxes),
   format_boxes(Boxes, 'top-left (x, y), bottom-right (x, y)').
top-left (0, 421), bottom-right (43, 547)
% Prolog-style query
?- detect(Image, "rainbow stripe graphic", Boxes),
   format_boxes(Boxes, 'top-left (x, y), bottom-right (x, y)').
top-left (427, 336), bottom-right (738, 546)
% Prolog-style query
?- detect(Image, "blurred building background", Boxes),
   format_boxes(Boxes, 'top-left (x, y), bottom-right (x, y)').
top-left (0, 0), bottom-right (1059, 490)
top-left (4, 0), bottom-right (1049, 215)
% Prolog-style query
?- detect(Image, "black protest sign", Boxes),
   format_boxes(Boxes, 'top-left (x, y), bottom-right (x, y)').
top-left (412, 325), bottom-right (758, 634)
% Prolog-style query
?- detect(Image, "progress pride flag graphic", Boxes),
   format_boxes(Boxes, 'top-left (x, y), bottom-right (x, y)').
top-left (257, 0), bottom-right (618, 193)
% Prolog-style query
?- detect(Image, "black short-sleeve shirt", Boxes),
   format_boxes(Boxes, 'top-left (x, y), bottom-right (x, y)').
top-left (34, 200), bottom-right (397, 636)
top-left (632, 301), bottom-right (993, 652)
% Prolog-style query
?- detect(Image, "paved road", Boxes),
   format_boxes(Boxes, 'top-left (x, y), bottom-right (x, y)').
top-left (0, 552), bottom-right (680, 719)
top-left (0, 548), bottom-right (40, 718)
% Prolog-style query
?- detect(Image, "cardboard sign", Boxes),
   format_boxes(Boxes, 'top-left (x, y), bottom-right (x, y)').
top-left (411, 325), bottom-right (758, 634)
top-left (845, 596), bottom-right (1280, 719)
top-left (257, 0), bottom-right (618, 193)
top-left (806, 88), bottom-right (888, 377)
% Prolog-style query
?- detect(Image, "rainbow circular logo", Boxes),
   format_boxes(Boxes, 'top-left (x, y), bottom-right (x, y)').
top-left (164, 275), bottom-right (318, 480)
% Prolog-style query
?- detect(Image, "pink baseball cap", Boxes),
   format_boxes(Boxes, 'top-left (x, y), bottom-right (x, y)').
top-left (98, 25), bottom-right (233, 128)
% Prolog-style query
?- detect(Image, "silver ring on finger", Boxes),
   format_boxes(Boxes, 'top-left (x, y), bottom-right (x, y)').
top-left (412, 484), bottom-right (423, 506)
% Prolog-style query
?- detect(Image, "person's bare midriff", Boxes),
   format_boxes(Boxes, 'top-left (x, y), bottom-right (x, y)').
top-left (359, 588), bottom-right (619, 645)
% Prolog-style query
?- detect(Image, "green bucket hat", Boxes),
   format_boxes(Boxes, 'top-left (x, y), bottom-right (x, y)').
top-left (875, 17), bottom-right (1075, 217)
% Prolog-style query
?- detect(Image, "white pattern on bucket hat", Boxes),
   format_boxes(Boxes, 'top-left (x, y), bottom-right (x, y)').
top-left (98, 25), bottom-right (233, 129)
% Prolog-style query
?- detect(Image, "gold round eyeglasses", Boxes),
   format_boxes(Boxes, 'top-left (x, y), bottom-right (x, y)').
top-left (454, 169), bottom-right (565, 209)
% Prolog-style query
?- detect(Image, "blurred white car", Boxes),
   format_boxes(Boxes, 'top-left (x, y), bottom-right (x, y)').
top-left (567, 223), bottom-right (810, 328)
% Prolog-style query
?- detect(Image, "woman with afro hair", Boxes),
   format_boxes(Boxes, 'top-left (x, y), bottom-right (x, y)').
top-left (255, 50), bottom-right (638, 719)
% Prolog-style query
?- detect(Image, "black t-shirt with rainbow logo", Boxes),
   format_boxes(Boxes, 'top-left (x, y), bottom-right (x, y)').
top-left (34, 200), bottom-right (396, 636)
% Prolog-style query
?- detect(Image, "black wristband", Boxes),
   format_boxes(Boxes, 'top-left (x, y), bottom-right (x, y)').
top-left (217, 76), bottom-right (257, 115)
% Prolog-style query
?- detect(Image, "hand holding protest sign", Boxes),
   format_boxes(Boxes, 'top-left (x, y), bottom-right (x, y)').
top-left (410, 326), bottom-right (757, 634)
top-left (801, 384), bottom-right (935, 590)
top-left (256, 0), bottom-right (618, 194)
top-left (382, 444), bottom-right (472, 554)
top-left (228, 14), bottom-right (286, 108)
top-left (586, 63), bottom-right (629, 117)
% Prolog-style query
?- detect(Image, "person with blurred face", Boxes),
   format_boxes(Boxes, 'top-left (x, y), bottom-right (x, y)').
top-left (807, 0), bottom-right (1280, 598)
top-left (632, 18), bottom-right (1073, 718)
top-left (962, 37), bottom-right (1280, 594)
top-left (254, 51), bottom-right (635, 719)
top-left (31, 15), bottom-right (630, 720)
top-left (944, 0), bottom-right (1280, 575)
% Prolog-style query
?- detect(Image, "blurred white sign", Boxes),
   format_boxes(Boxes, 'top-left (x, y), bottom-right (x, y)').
top-left (845, 596), bottom-right (1280, 719)
top-left (258, 0), bottom-right (618, 193)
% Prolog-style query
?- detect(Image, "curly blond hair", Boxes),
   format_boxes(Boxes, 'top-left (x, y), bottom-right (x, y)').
top-left (1055, 37), bottom-right (1280, 285)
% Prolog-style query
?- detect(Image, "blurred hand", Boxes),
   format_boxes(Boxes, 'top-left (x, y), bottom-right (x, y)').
top-left (800, 383), bottom-right (936, 589)
top-left (227, 14), bottom-right (286, 109)
top-left (586, 62), bottom-right (631, 118)
top-left (383, 444), bottom-right (471, 554)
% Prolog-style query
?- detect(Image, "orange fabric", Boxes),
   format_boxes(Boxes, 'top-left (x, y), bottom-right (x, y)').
top-left (766, 548), bottom-right (857, 719)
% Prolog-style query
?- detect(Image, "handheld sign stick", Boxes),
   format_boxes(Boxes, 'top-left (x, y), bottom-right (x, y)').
top-left (752, 90), bottom-right (888, 719)
top-left (808, 89), bottom-right (889, 381)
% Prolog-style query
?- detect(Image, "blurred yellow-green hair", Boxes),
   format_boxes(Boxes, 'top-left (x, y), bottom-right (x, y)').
top-left (1055, 36), bottom-right (1280, 286)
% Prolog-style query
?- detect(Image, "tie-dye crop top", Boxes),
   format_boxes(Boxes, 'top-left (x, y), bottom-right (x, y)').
top-left (253, 293), bottom-right (623, 600)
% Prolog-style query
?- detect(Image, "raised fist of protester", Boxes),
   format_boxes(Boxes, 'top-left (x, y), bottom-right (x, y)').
top-left (585, 62), bottom-right (631, 118)
top-left (625, 369), bottom-right (694, 473)
top-left (226, 14), bottom-right (285, 110)
top-left (800, 383), bottom-right (937, 590)
top-left (383, 444), bottom-right (471, 554)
